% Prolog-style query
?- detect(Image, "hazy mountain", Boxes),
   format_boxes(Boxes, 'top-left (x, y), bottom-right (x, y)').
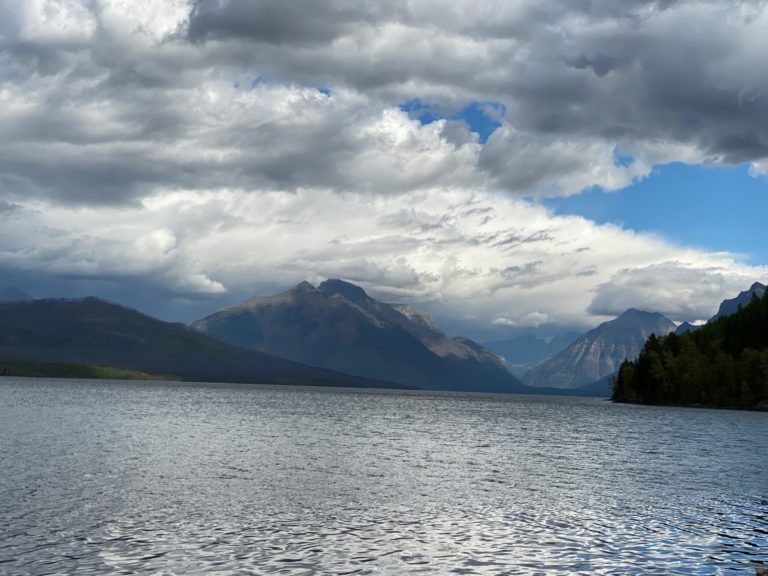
top-left (675, 321), bottom-right (700, 335)
top-left (0, 287), bottom-right (32, 302)
top-left (483, 332), bottom-right (582, 366)
top-left (711, 282), bottom-right (766, 320)
top-left (523, 309), bottom-right (676, 389)
top-left (0, 297), bottom-right (403, 389)
top-left (192, 279), bottom-right (530, 393)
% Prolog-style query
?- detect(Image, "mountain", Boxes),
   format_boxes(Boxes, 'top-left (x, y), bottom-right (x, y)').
top-left (614, 288), bottom-right (768, 410)
top-left (482, 332), bottom-right (582, 376)
top-left (711, 282), bottom-right (766, 320)
top-left (523, 309), bottom-right (676, 389)
top-left (192, 279), bottom-right (530, 393)
top-left (0, 287), bottom-right (32, 302)
top-left (675, 321), bottom-right (700, 335)
top-left (0, 297), bottom-right (404, 389)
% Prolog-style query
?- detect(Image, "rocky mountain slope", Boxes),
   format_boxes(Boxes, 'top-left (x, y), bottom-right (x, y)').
top-left (523, 309), bottom-right (676, 389)
top-left (711, 282), bottom-right (766, 320)
top-left (192, 279), bottom-right (530, 393)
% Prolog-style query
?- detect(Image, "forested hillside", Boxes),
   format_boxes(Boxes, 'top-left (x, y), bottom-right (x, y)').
top-left (613, 291), bottom-right (768, 410)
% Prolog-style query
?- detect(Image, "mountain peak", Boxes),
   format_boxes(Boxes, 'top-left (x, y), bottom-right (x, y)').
top-left (524, 307), bottom-right (675, 389)
top-left (293, 280), bottom-right (316, 292)
top-left (192, 278), bottom-right (526, 393)
top-left (713, 281), bottom-right (767, 320)
top-left (619, 308), bottom-right (653, 317)
top-left (614, 308), bottom-right (666, 324)
top-left (318, 278), bottom-right (370, 305)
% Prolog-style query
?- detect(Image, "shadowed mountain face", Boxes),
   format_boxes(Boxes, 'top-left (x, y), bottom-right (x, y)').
top-left (524, 309), bottom-right (676, 389)
top-left (192, 279), bottom-right (529, 393)
top-left (0, 298), bottom-right (404, 389)
top-left (712, 282), bottom-right (766, 320)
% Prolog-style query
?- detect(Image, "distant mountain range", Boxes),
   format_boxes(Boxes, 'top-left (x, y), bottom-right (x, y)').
top-left (3, 279), bottom-right (764, 398)
top-left (523, 309), bottom-right (677, 389)
top-left (192, 279), bottom-right (532, 393)
top-left (0, 297), bottom-right (404, 389)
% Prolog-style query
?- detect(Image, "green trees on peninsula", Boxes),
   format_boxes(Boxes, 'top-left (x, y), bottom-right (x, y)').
top-left (613, 290), bottom-right (768, 409)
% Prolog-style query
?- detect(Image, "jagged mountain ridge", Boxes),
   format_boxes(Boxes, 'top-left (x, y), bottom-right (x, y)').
top-left (316, 280), bottom-right (506, 367)
top-left (712, 282), bottom-right (766, 320)
top-left (523, 308), bottom-right (676, 389)
top-left (192, 279), bottom-right (529, 393)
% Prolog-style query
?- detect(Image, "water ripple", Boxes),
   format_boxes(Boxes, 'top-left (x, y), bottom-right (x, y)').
top-left (1, 379), bottom-right (767, 575)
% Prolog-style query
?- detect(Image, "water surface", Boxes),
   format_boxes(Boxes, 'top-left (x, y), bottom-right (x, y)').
top-left (1, 378), bottom-right (766, 574)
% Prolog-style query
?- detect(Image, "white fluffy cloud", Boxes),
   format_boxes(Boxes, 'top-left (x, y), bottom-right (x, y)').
top-left (2, 188), bottom-right (764, 337)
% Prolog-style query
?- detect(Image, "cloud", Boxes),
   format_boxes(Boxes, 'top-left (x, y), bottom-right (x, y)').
top-left (1, 0), bottom-right (767, 208)
top-left (493, 311), bottom-right (550, 328)
top-left (587, 261), bottom-right (761, 322)
top-left (1, 0), bottom-right (767, 335)
top-left (186, 0), bottom-right (768, 168)
top-left (2, 188), bottom-right (764, 337)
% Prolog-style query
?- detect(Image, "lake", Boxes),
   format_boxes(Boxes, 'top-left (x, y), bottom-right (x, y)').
top-left (1, 378), bottom-right (766, 575)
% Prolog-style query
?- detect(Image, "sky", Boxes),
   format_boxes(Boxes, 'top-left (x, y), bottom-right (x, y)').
top-left (1, 0), bottom-right (767, 340)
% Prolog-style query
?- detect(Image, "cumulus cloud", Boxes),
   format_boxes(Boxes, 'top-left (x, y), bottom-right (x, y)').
top-left (2, 188), bottom-right (764, 337)
top-left (587, 262), bottom-right (760, 322)
top-left (1, 0), bottom-right (767, 207)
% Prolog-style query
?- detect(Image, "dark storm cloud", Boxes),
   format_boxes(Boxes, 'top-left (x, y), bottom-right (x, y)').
top-left (187, 0), bottom-right (768, 165)
top-left (2, 0), bottom-right (767, 208)
top-left (187, 0), bottom-right (394, 45)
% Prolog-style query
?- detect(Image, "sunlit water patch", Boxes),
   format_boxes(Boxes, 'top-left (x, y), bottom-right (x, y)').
top-left (1, 379), bottom-right (766, 574)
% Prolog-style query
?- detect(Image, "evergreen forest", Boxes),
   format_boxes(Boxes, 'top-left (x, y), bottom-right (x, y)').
top-left (613, 291), bottom-right (768, 409)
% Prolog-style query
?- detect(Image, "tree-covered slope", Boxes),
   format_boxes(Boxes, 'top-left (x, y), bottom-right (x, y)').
top-left (613, 290), bottom-right (768, 409)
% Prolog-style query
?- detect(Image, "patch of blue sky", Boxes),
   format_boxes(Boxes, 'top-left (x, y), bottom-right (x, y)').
top-left (612, 146), bottom-right (635, 167)
top-left (545, 162), bottom-right (768, 265)
top-left (232, 75), bottom-right (268, 90)
top-left (399, 99), bottom-right (506, 143)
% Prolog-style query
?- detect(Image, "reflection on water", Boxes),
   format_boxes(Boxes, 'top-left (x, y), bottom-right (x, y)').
top-left (1, 378), bottom-right (766, 575)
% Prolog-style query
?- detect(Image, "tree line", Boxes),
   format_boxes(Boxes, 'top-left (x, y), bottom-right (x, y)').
top-left (613, 290), bottom-right (768, 409)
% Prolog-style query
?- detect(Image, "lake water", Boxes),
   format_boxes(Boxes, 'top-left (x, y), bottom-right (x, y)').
top-left (1, 378), bottom-right (766, 575)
